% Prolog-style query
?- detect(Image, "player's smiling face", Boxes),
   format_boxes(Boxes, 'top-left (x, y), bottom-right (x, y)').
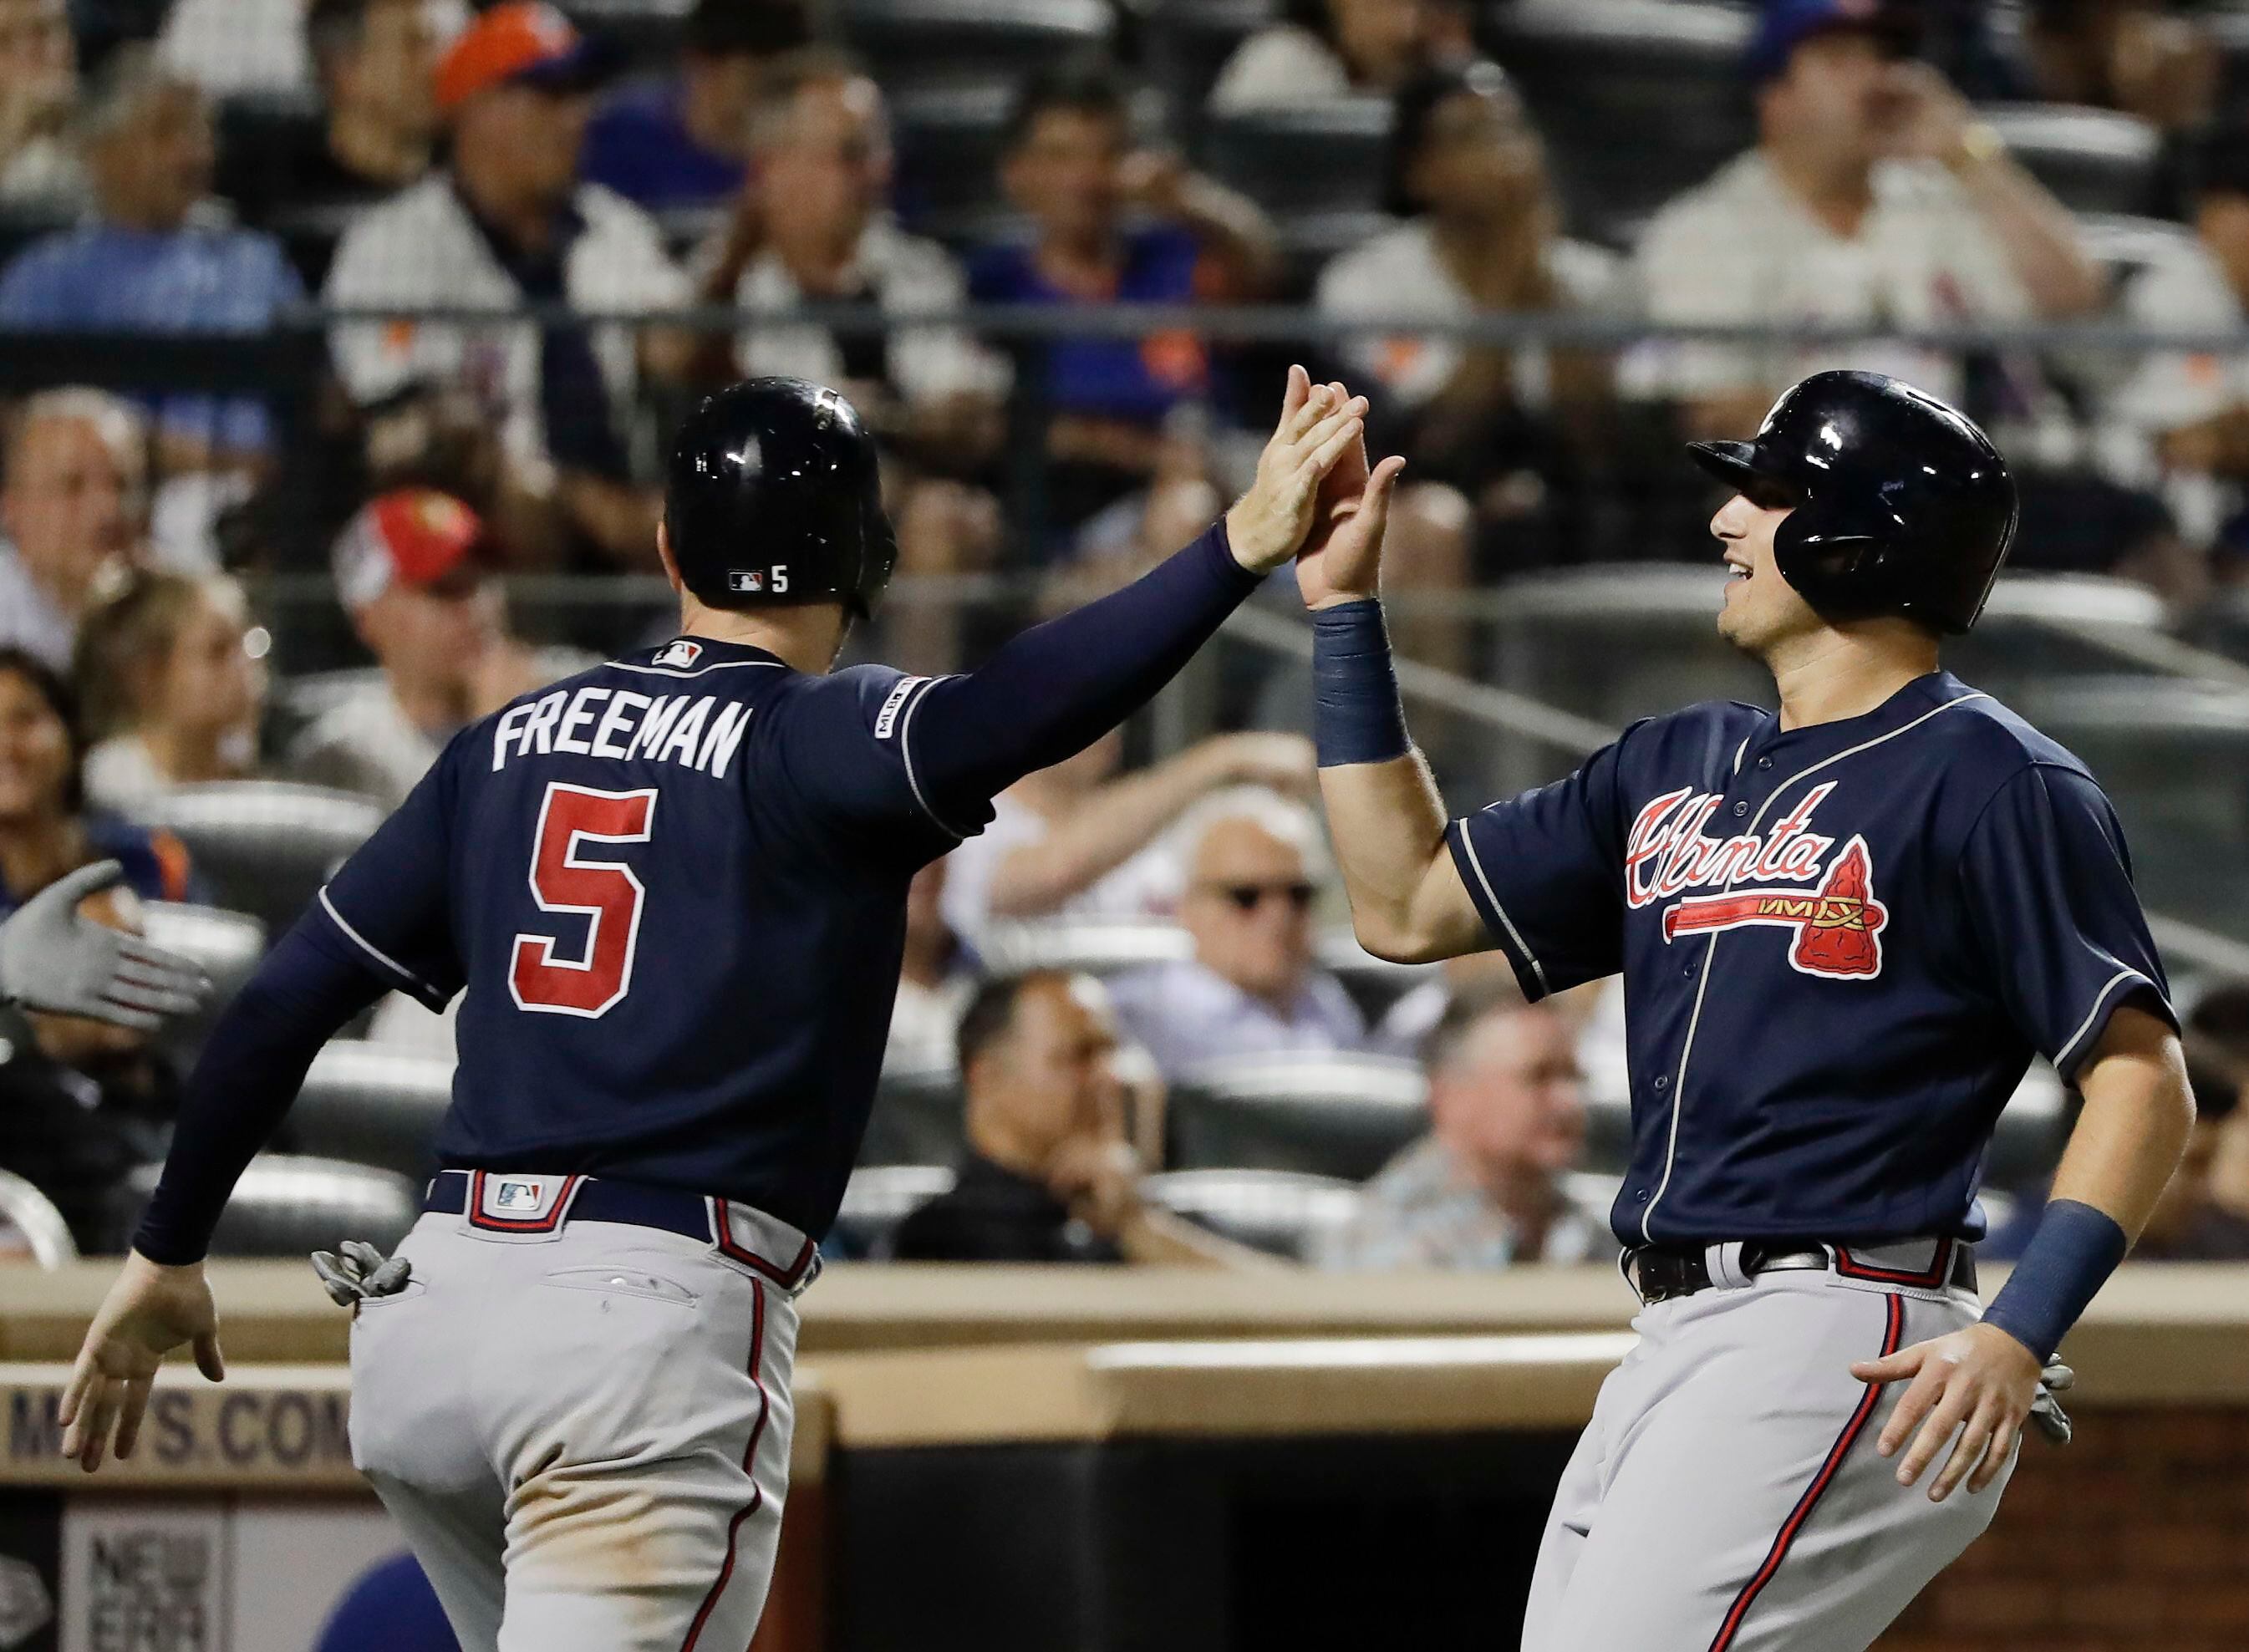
top-left (1711, 485), bottom-right (1822, 659)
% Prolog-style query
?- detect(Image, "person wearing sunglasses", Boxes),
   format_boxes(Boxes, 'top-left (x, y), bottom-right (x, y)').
top-left (1107, 791), bottom-right (1370, 1080)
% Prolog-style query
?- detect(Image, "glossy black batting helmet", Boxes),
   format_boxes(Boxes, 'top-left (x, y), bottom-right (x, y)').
top-left (664, 377), bottom-right (898, 618)
top-left (1687, 370), bottom-right (2018, 634)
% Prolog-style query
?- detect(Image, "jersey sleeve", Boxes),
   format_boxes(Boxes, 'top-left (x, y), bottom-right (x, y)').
top-left (1958, 763), bottom-right (2175, 1080)
top-left (771, 665), bottom-right (994, 855)
top-left (1445, 737), bottom-right (1631, 1000)
top-left (311, 732), bottom-right (470, 1009)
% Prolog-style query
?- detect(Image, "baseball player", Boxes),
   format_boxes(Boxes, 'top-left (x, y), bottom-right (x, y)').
top-left (1298, 369), bottom-right (2195, 1649)
top-left (0, 860), bottom-right (208, 1034)
top-left (57, 369), bottom-right (1374, 1650)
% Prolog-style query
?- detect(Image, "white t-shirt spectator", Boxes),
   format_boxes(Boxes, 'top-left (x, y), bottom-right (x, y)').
top-left (939, 793), bottom-right (1188, 948)
top-left (1107, 957), bottom-right (1368, 1080)
top-left (1208, 25), bottom-right (1354, 113)
top-left (324, 175), bottom-right (689, 480)
top-left (2109, 235), bottom-right (2246, 436)
top-left (1316, 222), bottom-right (1625, 414)
top-left (0, 546), bottom-right (73, 672)
top-left (286, 684), bottom-right (443, 814)
top-left (728, 217), bottom-right (1006, 406)
top-left (1625, 151), bottom-right (2037, 407)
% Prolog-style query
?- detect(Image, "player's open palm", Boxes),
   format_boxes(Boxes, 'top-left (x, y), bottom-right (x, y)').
top-left (1224, 364), bottom-right (1371, 573)
top-left (60, 1253), bottom-right (226, 1472)
top-left (1293, 380), bottom-right (1407, 611)
top-left (1853, 1320), bottom-right (2041, 1503)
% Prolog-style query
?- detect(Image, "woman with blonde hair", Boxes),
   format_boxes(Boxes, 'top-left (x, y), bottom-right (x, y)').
top-left (71, 568), bottom-right (266, 813)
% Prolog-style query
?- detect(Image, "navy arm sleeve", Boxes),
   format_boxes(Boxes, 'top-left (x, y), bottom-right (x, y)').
top-left (131, 744), bottom-right (466, 1263)
top-left (778, 521), bottom-right (1263, 843)
top-left (1444, 735), bottom-right (1632, 1001)
top-left (1958, 763), bottom-right (2175, 1081)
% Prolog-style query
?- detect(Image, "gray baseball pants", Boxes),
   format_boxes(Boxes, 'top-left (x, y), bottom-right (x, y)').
top-left (347, 1176), bottom-right (812, 1652)
top-left (1522, 1240), bottom-right (2017, 1651)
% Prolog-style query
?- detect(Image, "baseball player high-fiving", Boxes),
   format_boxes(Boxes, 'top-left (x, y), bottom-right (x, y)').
top-left (1299, 370), bottom-right (2195, 1649)
top-left (58, 369), bottom-right (1372, 1651)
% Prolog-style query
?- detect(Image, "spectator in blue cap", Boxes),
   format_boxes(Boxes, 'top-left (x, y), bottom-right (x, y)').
top-left (1629, 0), bottom-right (2104, 442)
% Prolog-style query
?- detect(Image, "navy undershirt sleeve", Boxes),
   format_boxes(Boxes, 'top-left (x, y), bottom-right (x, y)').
top-left (131, 917), bottom-right (393, 1264)
top-left (904, 521), bottom-right (1263, 830)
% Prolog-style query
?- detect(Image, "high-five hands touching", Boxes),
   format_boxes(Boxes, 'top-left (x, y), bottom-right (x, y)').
top-left (1224, 365), bottom-right (1376, 573)
top-left (1292, 377), bottom-right (1407, 609)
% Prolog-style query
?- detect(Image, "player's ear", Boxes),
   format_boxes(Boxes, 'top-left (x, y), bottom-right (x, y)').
top-left (654, 519), bottom-right (685, 597)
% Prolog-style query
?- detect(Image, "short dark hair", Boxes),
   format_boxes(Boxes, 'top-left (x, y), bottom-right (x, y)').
top-left (954, 970), bottom-right (1078, 1075)
top-left (305, 0), bottom-right (405, 78)
top-left (684, 0), bottom-right (813, 60)
top-left (2194, 127), bottom-right (2249, 203)
top-left (1001, 62), bottom-right (1128, 155)
top-left (1384, 59), bottom-right (1514, 218)
top-left (1421, 986), bottom-right (1534, 1075)
top-left (0, 647), bottom-right (86, 815)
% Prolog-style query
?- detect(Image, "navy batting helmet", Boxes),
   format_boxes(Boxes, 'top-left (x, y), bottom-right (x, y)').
top-left (1687, 370), bottom-right (2018, 634)
top-left (664, 378), bottom-right (898, 618)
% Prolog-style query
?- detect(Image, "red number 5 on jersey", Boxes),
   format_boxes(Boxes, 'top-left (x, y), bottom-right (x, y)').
top-left (511, 782), bottom-right (658, 1017)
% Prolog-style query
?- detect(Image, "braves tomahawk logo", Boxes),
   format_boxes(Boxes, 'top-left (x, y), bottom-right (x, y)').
top-left (1626, 782), bottom-right (1888, 978)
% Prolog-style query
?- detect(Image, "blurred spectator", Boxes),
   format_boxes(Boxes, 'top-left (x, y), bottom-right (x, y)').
top-left (288, 490), bottom-right (547, 811)
top-left (1319, 63), bottom-right (1619, 587)
top-left (971, 65), bottom-right (1280, 537)
top-left (888, 858), bottom-right (977, 1072)
top-left (1318, 997), bottom-right (1603, 1269)
top-left (889, 970), bottom-right (1264, 1265)
top-left (324, 3), bottom-right (694, 567)
top-left (159, 0), bottom-right (466, 99)
top-left (316, 1551), bottom-right (460, 1652)
top-left (0, 389), bottom-right (149, 672)
top-left (700, 51), bottom-right (1006, 474)
top-left (0, 0), bottom-right (88, 213)
top-left (72, 568), bottom-right (266, 812)
top-left (219, 0), bottom-right (440, 236)
top-left (1210, 0), bottom-right (1473, 114)
top-left (1107, 791), bottom-right (1367, 1079)
top-left (2021, 0), bottom-right (2217, 138)
top-left (583, 0), bottom-right (811, 213)
top-left (0, 648), bottom-right (196, 918)
top-left (1630, 0), bottom-right (2103, 440)
top-left (0, 50), bottom-right (306, 469)
top-left (942, 729), bottom-right (1312, 948)
top-left (2183, 981), bottom-right (2249, 1223)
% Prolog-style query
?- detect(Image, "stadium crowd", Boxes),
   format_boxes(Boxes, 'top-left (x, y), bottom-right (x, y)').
top-left (4, 0), bottom-right (2249, 1271)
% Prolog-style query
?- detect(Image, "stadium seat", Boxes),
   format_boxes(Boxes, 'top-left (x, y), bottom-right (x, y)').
top-left (1985, 1064), bottom-right (2071, 1194)
top-left (977, 918), bottom-right (1193, 978)
top-left (1315, 930), bottom-right (1437, 1026)
top-left (211, 89), bottom-right (324, 225)
top-left (557, 0), bottom-right (689, 74)
top-left (858, 1061), bottom-right (967, 1165)
top-left (139, 902), bottom-right (267, 1070)
top-left (1141, 1167), bottom-right (1361, 1260)
top-left (0, 1168), bottom-right (79, 1268)
top-left (1486, 0), bottom-right (1755, 247)
top-left (1168, 1051), bottom-right (1427, 1179)
top-left (1196, 98), bottom-right (1394, 216)
top-left (130, 1155), bottom-right (420, 1256)
top-left (891, 82), bottom-right (1017, 226)
top-left (833, 1163), bottom-right (957, 1256)
top-left (127, 781), bottom-right (384, 938)
top-left (287, 1042), bottom-right (456, 1182)
top-left (836, 0), bottom-right (1115, 92)
top-left (1977, 104), bottom-right (2161, 216)
top-left (1135, 0), bottom-right (1279, 128)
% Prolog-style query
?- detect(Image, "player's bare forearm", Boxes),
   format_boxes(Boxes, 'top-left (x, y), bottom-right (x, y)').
top-left (1317, 751), bottom-right (1483, 963)
top-left (2047, 1003), bottom-right (2196, 1238)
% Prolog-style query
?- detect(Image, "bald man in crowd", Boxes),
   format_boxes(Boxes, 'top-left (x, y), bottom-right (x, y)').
top-left (1320, 996), bottom-right (1605, 1270)
top-left (1107, 791), bottom-right (1370, 1078)
top-left (0, 389), bottom-right (150, 670)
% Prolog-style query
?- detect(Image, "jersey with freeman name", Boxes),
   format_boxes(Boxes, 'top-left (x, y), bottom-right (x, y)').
top-left (308, 636), bottom-right (986, 1237)
top-left (1448, 669), bottom-right (2174, 1250)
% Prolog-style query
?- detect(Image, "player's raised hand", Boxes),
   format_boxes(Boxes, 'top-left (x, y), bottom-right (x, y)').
top-left (1851, 1320), bottom-right (2042, 1502)
top-left (1224, 365), bottom-right (1371, 573)
top-left (59, 1251), bottom-right (226, 1473)
top-left (1294, 377), bottom-right (1407, 610)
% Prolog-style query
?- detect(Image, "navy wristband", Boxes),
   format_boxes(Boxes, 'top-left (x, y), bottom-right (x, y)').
top-left (1312, 600), bottom-right (1410, 768)
top-left (1980, 1198), bottom-right (2128, 1361)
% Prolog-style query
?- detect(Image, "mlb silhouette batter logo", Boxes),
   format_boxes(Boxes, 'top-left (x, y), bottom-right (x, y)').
top-left (1662, 837), bottom-right (1889, 978)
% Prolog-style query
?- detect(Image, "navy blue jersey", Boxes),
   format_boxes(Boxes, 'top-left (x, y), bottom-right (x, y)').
top-left (312, 638), bottom-right (989, 1235)
top-left (1448, 670), bottom-right (2174, 1249)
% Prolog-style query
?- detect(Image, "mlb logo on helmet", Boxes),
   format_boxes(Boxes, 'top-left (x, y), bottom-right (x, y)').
top-left (728, 570), bottom-right (766, 594)
top-left (653, 638), bottom-right (704, 669)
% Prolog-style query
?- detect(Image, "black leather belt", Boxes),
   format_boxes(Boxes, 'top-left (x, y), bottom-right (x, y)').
top-left (1627, 1241), bottom-right (1977, 1304)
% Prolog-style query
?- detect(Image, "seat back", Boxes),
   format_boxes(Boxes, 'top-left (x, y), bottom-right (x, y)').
top-left (288, 1041), bottom-right (456, 1180)
top-left (977, 919), bottom-right (1193, 978)
top-left (833, 1163), bottom-right (958, 1257)
top-left (859, 1063), bottom-right (967, 1166)
top-left (837, 0), bottom-right (1114, 92)
top-left (1196, 97), bottom-right (1393, 216)
top-left (1142, 1167), bottom-right (1361, 1260)
top-left (128, 781), bottom-right (384, 937)
top-left (1979, 104), bottom-right (2160, 216)
top-left (130, 1154), bottom-right (420, 1256)
top-left (0, 1168), bottom-right (79, 1268)
top-left (139, 902), bottom-right (268, 1069)
top-left (1168, 1051), bottom-right (1427, 1179)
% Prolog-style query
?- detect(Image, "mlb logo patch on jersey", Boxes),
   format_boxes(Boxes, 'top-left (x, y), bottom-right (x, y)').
top-left (653, 638), bottom-right (704, 669)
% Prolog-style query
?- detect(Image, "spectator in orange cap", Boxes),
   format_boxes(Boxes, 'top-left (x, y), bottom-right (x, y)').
top-left (287, 491), bottom-right (553, 811)
top-left (323, 3), bottom-right (694, 567)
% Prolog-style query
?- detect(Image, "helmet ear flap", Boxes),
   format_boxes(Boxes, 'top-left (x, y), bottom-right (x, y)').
top-left (1771, 498), bottom-right (1897, 621)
